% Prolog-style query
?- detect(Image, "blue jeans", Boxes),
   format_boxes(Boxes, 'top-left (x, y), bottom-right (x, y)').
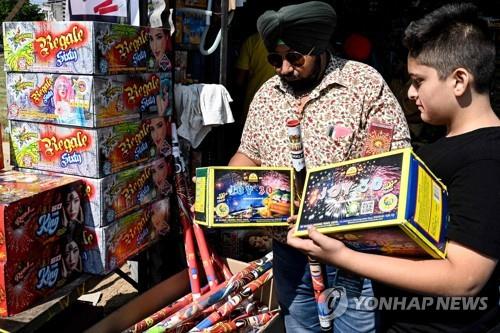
top-left (273, 241), bottom-right (376, 332)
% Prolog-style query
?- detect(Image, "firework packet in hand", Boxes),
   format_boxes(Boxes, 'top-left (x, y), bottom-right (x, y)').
top-left (194, 167), bottom-right (294, 227)
top-left (294, 148), bottom-right (448, 258)
top-left (362, 121), bottom-right (394, 157)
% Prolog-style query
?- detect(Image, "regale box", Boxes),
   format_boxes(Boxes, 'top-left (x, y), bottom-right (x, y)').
top-left (2, 21), bottom-right (172, 74)
top-left (20, 157), bottom-right (173, 228)
top-left (294, 148), bottom-right (448, 258)
top-left (194, 167), bottom-right (294, 227)
top-left (9, 117), bottom-right (171, 178)
top-left (82, 198), bottom-right (171, 275)
top-left (6, 72), bottom-right (173, 127)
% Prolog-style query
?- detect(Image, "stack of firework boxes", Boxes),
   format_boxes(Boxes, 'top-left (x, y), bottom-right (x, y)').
top-left (1, 21), bottom-right (175, 315)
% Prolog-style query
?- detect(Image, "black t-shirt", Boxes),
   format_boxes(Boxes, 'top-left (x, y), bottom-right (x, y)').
top-left (375, 127), bottom-right (500, 332)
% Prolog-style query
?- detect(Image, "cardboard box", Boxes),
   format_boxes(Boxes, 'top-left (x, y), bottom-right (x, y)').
top-left (294, 148), bottom-right (448, 258)
top-left (0, 170), bottom-right (87, 316)
top-left (0, 170), bottom-right (90, 263)
top-left (20, 157), bottom-right (174, 228)
top-left (6, 72), bottom-right (173, 127)
top-left (9, 117), bottom-right (172, 178)
top-left (194, 167), bottom-right (294, 227)
top-left (82, 198), bottom-right (171, 275)
top-left (0, 126), bottom-right (3, 171)
top-left (2, 21), bottom-right (172, 74)
top-left (0, 246), bottom-right (81, 316)
top-left (86, 258), bottom-right (283, 333)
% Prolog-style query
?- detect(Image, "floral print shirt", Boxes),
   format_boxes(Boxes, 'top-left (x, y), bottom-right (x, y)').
top-left (238, 55), bottom-right (411, 242)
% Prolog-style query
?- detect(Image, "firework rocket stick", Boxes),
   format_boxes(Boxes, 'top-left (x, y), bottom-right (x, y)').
top-left (125, 285), bottom-right (212, 333)
top-left (201, 321), bottom-right (238, 333)
top-left (234, 310), bottom-right (279, 329)
top-left (192, 222), bottom-right (219, 289)
top-left (172, 123), bottom-right (219, 291)
top-left (171, 123), bottom-right (202, 298)
top-left (192, 270), bottom-right (273, 330)
top-left (199, 311), bottom-right (277, 333)
top-left (182, 216), bottom-right (202, 298)
top-left (286, 120), bottom-right (331, 331)
top-left (146, 255), bottom-right (272, 332)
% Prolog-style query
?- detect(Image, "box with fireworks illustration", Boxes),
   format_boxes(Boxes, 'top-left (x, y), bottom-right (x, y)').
top-left (0, 125), bottom-right (3, 170)
top-left (82, 198), bottom-right (171, 275)
top-left (6, 72), bottom-right (173, 127)
top-left (20, 157), bottom-right (173, 228)
top-left (0, 170), bottom-right (90, 264)
top-left (2, 21), bottom-right (172, 74)
top-left (194, 167), bottom-right (294, 227)
top-left (9, 116), bottom-right (172, 178)
top-left (294, 148), bottom-right (448, 258)
top-left (0, 243), bottom-right (84, 316)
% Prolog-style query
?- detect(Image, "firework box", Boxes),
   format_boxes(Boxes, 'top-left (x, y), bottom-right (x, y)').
top-left (194, 167), bottom-right (294, 228)
top-left (81, 198), bottom-right (171, 275)
top-left (6, 72), bottom-right (173, 127)
top-left (0, 247), bottom-right (80, 316)
top-left (0, 126), bottom-right (3, 171)
top-left (0, 170), bottom-right (91, 264)
top-left (20, 157), bottom-right (173, 228)
top-left (2, 21), bottom-right (172, 74)
top-left (9, 116), bottom-right (172, 178)
top-left (294, 148), bottom-right (448, 259)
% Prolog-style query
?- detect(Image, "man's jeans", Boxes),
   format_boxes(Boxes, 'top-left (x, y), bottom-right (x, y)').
top-left (273, 241), bottom-right (376, 332)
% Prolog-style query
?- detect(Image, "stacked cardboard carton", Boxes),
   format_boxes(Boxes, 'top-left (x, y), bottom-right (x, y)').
top-left (2, 21), bottom-right (175, 283)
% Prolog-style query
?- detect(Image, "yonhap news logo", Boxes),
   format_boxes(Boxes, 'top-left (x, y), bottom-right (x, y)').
top-left (319, 288), bottom-right (489, 320)
top-left (353, 296), bottom-right (489, 311)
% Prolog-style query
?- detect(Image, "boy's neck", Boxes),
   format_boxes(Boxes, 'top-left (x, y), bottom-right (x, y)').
top-left (447, 95), bottom-right (500, 137)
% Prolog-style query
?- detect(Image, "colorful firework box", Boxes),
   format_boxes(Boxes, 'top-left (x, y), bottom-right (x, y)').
top-left (20, 157), bottom-right (173, 228)
top-left (0, 170), bottom-right (90, 263)
top-left (6, 72), bottom-right (173, 127)
top-left (0, 245), bottom-right (79, 316)
top-left (194, 167), bottom-right (294, 227)
top-left (82, 198), bottom-right (171, 275)
top-left (0, 126), bottom-right (3, 170)
top-left (294, 148), bottom-right (448, 258)
top-left (9, 116), bottom-right (172, 178)
top-left (2, 21), bottom-right (173, 74)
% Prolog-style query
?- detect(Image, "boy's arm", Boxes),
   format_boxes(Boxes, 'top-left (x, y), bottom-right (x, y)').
top-left (229, 152), bottom-right (260, 166)
top-left (287, 227), bottom-right (497, 296)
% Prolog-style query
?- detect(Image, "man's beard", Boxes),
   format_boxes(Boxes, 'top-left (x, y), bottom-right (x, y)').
top-left (281, 55), bottom-right (323, 93)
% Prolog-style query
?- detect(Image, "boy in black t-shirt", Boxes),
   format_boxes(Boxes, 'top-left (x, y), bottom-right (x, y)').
top-left (287, 3), bottom-right (500, 332)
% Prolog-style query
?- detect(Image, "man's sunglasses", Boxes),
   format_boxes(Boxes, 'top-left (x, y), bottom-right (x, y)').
top-left (267, 47), bottom-right (315, 68)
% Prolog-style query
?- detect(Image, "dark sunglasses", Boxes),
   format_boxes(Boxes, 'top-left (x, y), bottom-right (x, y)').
top-left (267, 47), bottom-right (315, 68)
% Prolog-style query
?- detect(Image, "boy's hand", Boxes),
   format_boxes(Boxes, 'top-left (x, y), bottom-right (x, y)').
top-left (287, 226), bottom-right (347, 264)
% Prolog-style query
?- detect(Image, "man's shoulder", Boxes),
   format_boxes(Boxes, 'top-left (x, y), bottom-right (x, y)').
top-left (326, 56), bottom-right (384, 86)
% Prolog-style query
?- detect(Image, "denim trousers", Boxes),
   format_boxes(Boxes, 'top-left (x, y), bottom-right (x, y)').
top-left (273, 241), bottom-right (376, 332)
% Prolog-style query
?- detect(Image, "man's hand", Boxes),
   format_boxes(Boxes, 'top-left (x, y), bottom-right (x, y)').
top-left (287, 226), bottom-right (348, 264)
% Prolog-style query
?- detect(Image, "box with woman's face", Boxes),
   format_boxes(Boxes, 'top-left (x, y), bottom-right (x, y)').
top-left (2, 21), bottom-right (173, 75)
top-left (9, 117), bottom-right (171, 178)
top-left (6, 72), bottom-right (172, 128)
top-left (0, 246), bottom-right (78, 316)
top-left (81, 198), bottom-right (171, 275)
top-left (0, 171), bottom-right (92, 264)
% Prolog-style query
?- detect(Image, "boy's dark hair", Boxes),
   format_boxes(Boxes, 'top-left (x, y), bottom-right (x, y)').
top-left (403, 3), bottom-right (495, 93)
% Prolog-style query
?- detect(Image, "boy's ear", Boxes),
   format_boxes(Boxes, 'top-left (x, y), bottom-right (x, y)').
top-left (451, 68), bottom-right (470, 96)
